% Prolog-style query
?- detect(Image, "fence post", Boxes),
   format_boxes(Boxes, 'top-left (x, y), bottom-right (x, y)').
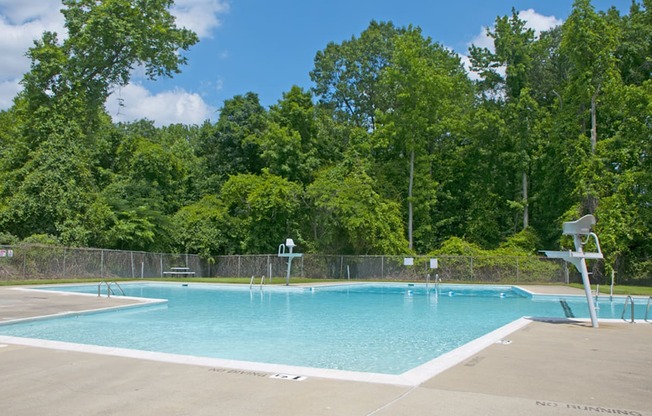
top-left (238, 255), bottom-right (241, 278)
top-left (470, 256), bottom-right (474, 281)
top-left (160, 254), bottom-right (163, 278)
top-left (382, 256), bottom-right (385, 280)
top-left (516, 257), bottom-right (520, 283)
top-left (63, 248), bottom-right (67, 279)
top-left (101, 249), bottom-right (104, 278)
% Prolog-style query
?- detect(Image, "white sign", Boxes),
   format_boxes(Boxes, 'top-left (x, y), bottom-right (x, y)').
top-left (403, 257), bottom-right (414, 266)
top-left (430, 258), bottom-right (438, 269)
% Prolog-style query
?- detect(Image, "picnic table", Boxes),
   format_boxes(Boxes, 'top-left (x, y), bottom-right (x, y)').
top-left (163, 267), bottom-right (195, 277)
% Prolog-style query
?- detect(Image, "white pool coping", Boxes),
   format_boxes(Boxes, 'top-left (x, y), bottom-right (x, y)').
top-left (0, 316), bottom-right (534, 386)
top-left (0, 282), bottom-right (639, 387)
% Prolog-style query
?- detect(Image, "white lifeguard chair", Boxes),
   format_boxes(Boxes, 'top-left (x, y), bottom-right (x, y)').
top-left (542, 215), bottom-right (603, 328)
top-left (278, 238), bottom-right (302, 286)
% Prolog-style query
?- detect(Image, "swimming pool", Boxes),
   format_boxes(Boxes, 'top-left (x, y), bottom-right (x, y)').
top-left (0, 283), bottom-right (643, 381)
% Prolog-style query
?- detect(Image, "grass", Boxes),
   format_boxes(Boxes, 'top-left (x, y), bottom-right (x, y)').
top-left (0, 277), bottom-right (344, 286)
top-left (2, 278), bottom-right (651, 296)
top-left (570, 283), bottom-right (652, 296)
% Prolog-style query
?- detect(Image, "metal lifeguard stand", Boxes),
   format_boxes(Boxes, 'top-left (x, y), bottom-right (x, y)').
top-left (542, 215), bottom-right (603, 328)
top-left (278, 238), bottom-right (302, 286)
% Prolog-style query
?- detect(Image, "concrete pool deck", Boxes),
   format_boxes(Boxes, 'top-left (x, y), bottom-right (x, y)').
top-left (0, 284), bottom-right (650, 416)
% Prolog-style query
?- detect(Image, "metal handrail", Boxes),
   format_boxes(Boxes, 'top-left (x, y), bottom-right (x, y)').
top-left (260, 275), bottom-right (265, 289)
top-left (621, 296), bottom-right (635, 323)
top-left (249, 275), bottom-right (255, 289)
top-left (645, 296), bottom-right (651, 323)
top-left (98, 280), bottom-right (125, 297)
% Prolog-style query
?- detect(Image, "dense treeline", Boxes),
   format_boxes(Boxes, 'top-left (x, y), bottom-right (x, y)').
top-left (0, 0), bottom-right (650, 283)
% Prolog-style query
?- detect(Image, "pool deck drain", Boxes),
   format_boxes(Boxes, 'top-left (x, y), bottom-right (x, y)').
top-left (0, 284), bottom-right (650, 416)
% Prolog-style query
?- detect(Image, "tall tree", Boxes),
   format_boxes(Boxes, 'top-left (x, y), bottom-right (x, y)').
top-left (311, 20), bottom-right (403, 130)
top-left (559, 0), bottom-right (621, 217)
top-left (562, 0), bottom-right (620, 154)
top-left (254, 86), bottom-right (321, 184)
top-left (0, 0), bottom-right (197, 244)
top-left (307, 155), bottom-right (408, 254)
top-left (196, 92), bottom-right (267, 192)
top-left (219, 171), bottom-right (304, 254)
top-left (469, 10), bottom-right (538, 230)
top-left (377, 26), bottom-right (472, 251)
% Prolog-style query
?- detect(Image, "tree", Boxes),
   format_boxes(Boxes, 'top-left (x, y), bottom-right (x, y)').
top-left (171, 195), bottom-right (232, 257)
top-left (254, 86), bottom-right (321, 184)
top-left (219, 171), bottom-right (304, 254)
top-left (616, 0), bottom-right (652, 86)
top-left (307, 156), bottom-right (409, 254)
top-left (196, 92), bottom-right (267, 191)
top-left (0, 0), bottom-right (198, 246)
top-left (22, 0), bottom-right (198, 117)
top-left (594, 80), bottom-right (652, 281)
top-left (561, 0), bottom-right (620, 154)
top-left (469, 10), bottom-right (538, 230)
top-left (311, 20), bottom-right (403, 130)
top-left (377, 26), bottom-right (472, 251)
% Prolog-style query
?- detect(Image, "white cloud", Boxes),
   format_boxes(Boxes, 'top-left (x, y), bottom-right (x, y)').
top-left (462, 9), bottom-right (562, 80)
top-left (468, 9), bottom-right (563, 53)
top-left (0, 1), bottom-right (65, 80)
top-left (519, 9), bottom-right (563, 35)
top-left (457, 54), bottom-right (482, 81)
top-left (107, 84), bottom-right (216, 126)
top-left (469, 26), bottom-right (494, 52)
top-left (0, 0), bottom-right (62, 25)
top-left (0, 0), bottom-right (227, 125)
top-left (0, 78), bottom-right (21, 108)
top-left (172, 0), bottom-right (229, 38)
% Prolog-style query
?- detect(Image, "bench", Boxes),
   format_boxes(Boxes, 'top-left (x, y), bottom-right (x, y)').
top-left (163, 267), bottom-right (196, 277)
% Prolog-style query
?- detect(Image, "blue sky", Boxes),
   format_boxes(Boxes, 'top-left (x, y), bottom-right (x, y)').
top-left (0, 0), bottom-right (632, 126)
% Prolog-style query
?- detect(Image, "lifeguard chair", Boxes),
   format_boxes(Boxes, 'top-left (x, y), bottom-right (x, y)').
top-left (542, 215), bottom-right (603, 328)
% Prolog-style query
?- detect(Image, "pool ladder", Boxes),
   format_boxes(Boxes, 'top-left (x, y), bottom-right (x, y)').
top-left (249, 275), bottom-right (265, 289)
top-left (620, 296), bottom-right (652, 323)
top-left (98, 281), bottom-right (125, 297)
top-left (426, 273), bottom-right (441, 296)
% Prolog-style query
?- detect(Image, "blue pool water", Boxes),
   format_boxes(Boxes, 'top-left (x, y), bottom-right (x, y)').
top-left (0, 283), bottom-right (644, 374)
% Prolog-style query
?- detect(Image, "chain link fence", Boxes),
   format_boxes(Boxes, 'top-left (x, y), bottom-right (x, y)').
top-left (0, 245), bottom-right (574, 284)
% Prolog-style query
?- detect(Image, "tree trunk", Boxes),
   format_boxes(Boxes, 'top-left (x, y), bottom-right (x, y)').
top-left (522, 171), bottom-right (529, 229)
top-left (408, 149), bottom-right (414, 250)
top-left (585, 85), bottom-right (601, 215)
top-left (590, 85), bottom-right (600, 154)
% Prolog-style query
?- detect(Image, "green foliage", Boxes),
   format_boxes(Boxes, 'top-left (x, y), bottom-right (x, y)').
top-left (431, 237), bottom-right (484, 256)
top-left (20, 234), bottom-right (61, 246)
top-left (0, 5), bottom-right (649, 285)
top-left (22, 0), bottom-right (198, 109)
top-left (255, 86), bottom-right (322, 184)
top-left (498, 227), bottom-right (541, 254)
top-left (171, 195), bottom-right (231, 257)
top-left (220, 171), bottom-right (304, 254)
top-left (307, 158), bottom-right (409, 254)
top-left (196, 92), bottom-right (267, 191)
top-left (311, 20), bottom-right (403, 130)
top-left (0, 232), bottom-right (19, 245)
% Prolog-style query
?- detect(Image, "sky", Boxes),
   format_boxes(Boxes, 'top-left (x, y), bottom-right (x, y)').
top-left (0, 0), bottom-right (633, 126)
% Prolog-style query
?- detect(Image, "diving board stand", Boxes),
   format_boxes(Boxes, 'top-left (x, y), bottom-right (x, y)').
top-left (542, 215), bottom-right (603, 328)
